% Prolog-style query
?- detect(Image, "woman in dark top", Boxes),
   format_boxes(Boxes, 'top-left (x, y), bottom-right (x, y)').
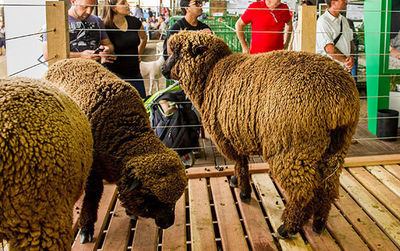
top-left (102, 0), bottom-right (147, 98)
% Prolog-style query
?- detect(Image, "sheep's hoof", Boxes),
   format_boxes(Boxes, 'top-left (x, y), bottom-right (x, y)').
top-left (312, 217), bottom-right (326, 234)
top-left (239, 190), bottom-right (251, 202)
top-left (125, 209), bottom-right (138, 220)
top-left (80, 229), bottom-right (94, 244)
top-left (230, 176), bottom-right (238, 188)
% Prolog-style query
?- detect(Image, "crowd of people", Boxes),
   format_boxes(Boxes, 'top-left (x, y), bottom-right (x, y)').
top-left (42, 0), bottom-right (371, 99)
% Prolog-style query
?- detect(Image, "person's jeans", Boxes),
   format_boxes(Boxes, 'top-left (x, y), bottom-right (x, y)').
top-left (350, 40), bottom-right (359, 83)
top-left (116, 72), bottom-right (146, 99)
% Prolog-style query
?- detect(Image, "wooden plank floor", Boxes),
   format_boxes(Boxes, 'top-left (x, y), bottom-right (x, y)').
top-left (69, 157), bottom-right (400, 251)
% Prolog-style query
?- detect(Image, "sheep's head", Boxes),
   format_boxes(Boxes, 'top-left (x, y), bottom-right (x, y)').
top-left (118, 150), bottom-right (187, 229)
top-left (162, 31), bottom-right (232, 84)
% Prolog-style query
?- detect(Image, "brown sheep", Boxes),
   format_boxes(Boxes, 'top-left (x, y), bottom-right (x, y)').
top-left (0, 77), bottom-right (93, 250)
top-left (162, 31), bottom-right (360, 238)
top-left (45, 59), bottom-right (187, 244)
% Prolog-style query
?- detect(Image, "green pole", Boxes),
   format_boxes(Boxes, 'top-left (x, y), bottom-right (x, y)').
top-left (364, 0), bottom-right (391, 135)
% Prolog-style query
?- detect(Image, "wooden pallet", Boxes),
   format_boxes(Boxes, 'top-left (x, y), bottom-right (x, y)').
top-left (68, 155), bottom-right (400, 251)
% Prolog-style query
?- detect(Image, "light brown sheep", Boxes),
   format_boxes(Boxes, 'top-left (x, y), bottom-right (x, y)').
top-left (0, 77), bottom-right (93, 250)
top-left (45, 59), bottom-right (187, 243)
top-left (162, 31), bottom-right (360, 238)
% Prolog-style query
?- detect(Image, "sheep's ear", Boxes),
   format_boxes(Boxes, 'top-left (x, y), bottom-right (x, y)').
top-left (127, 178), bottom-right (141, 192)
top-left (193, 45), bottom-right (208, 56)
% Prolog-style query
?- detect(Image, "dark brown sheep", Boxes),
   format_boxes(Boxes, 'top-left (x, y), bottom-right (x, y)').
top-left (0, 77), bottom-right (93, 250)
top-left (45, 59), bottom-right (187, 243)
top-left (162, 31), bottom-right (359, 238)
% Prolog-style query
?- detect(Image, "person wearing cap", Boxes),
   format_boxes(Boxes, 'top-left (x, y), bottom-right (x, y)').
top-left (163, 0), bottom-right (212, 60)
top-left (235, 0), bottom-right (293, 54)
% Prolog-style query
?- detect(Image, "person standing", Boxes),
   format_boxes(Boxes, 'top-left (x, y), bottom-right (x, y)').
top-left (163, 0), bottom-right (211, 60)
top-left (316, 0), bottom-right (354, 72)
top-left (133, 4), bottom-right (144, 20)
top-left (235, 0), bottom-right (292, 54)
top-left (102, 0), bottom-right (148, 98)
top-left (43, 0), bottom-right (114, 63)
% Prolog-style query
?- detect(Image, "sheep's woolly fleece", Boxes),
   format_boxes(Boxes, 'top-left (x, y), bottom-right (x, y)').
top-left (0, 77), bottom-right (93, 250)
top-left (166, 31), bottom-right (359, 234)
top-left (44, 59), bottom-right (187, 203)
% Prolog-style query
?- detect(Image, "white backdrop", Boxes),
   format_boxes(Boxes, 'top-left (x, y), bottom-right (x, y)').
top-left (4, 0), bottom-right (48, 78)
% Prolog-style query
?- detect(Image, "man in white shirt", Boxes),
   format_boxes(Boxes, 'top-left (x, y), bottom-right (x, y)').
top-left (316, 0), bottom-right (354, 72)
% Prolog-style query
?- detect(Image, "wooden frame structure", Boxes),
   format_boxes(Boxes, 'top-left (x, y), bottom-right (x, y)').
top-left (68, 154), bottom-right (400, 251)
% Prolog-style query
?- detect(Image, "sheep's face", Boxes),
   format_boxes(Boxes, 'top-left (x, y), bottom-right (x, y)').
top-left (162, 31), bottom-right (231, 82)
top-left (118, 151), bottom-right (187, 229)
top-left (119, 183), bottom-right (176, 229)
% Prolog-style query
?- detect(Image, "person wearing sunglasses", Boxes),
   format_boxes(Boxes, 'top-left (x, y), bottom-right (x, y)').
top-left (163, 0), bottom-right (212, 60)
top-left (235, 0), bottom-right (292, 54)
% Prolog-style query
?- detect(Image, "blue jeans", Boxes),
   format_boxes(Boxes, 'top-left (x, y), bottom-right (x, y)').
top-left (116, 72), bottom-right (146, 99)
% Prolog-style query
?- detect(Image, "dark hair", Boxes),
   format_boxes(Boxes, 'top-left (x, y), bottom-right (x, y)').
top-left (325, 0), bottom-right (333, 7)
top-left (302, 0), bottom-right (313, 5)
top-left (102, 0), bottom-right (118, 29)
top-left (180, 0), bottom-right (190, 15)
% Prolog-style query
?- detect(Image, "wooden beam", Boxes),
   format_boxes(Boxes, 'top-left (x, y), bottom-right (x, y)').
top-left (186, 155), bottom-right (400, 178)
top-left (298, 5), bottom-right (317, 53)
top-left (46, 1), bottom-right (69, 66)
top-left (344, 154), bottom-right (400, 167)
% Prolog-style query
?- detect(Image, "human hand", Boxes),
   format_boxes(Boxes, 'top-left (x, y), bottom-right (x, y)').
top-left (344, 56), bottom-right (354, 72)
top-left (389, 47), bottom-right (400, 59)
top-left (201, 28), bottom-right (212, 34)
top-left (81, 50), bottom-right (101, 61)
top-left (99, 45), bottom-right (116, 64)
top-left (242, 46), bottom-right (250, 54)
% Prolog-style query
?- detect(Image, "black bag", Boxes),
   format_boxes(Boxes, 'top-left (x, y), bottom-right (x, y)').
top-left (150, 90), bottom-right (200, 156)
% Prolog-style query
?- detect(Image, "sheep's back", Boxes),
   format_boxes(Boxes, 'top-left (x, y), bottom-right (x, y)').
top-left (45, 59), bottom-right (168, 181)
top-left (204, 51), bottom-right (359, 155)
top-left (0, 77), bottom-right (93, 219)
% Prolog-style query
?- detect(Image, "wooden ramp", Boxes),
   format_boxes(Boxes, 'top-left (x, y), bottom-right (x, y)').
top-left (70, 155), bottom-right (400, 251)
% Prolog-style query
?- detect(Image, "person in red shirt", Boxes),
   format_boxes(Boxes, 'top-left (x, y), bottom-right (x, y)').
top-left (235, 0), bottom-right (293, 54)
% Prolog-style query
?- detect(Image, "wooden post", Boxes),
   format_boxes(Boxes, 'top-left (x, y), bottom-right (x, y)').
top-left (298, 5), bottom-right (317, 53)
top-left (46, 1), bottom-right (69, 66)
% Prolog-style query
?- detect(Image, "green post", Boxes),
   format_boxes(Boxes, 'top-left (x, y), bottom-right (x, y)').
top-left (364, 0), bottom-right (391, 134)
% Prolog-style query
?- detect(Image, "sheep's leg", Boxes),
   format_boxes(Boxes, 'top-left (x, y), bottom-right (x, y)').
top-left (149, 77), bottom-right (153, 95)
top-left (79, 169), bottom-right (104, 244)
top-left (155, 79), bottom-right (159, 92)
top-left (230, 157), bottom-right (251, 201)
top-left (312, 126), bottom-right (351, 234)
top-left (276, 161), bottom-right (319, 238)
top-left (312, 157), bottom-right (345, 233)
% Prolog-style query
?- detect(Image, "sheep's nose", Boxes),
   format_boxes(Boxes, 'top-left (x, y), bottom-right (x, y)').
top-left (155, 214), bottom-right (175, 229)
top-left (155, 205), bottom-right (175, 229)
top-left (161, 63), bottom-right (171, 79)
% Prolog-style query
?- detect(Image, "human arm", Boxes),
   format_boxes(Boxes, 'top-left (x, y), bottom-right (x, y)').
top-left (324, 44), bottom-right (351, 70)
top-left (201, 28), bottom-right (212, 34)
top-left (43, 41), bottom-right (101, 61)
top-left (343, 40), bottom-right (355, 72)
top-left (283, 19), bottom-right (293, 50)
top-left (390, 46), bottom-right (400, 59)
top-left (235, 18), bottom-right (250, 54)
top-left (99, 38), bottom-right (115, 64)
top-left (138, 24), bottom-right (148, 62)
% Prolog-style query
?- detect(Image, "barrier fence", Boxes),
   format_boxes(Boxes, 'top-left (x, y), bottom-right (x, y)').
top-left (1, 1), bottom-right (400, 154)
